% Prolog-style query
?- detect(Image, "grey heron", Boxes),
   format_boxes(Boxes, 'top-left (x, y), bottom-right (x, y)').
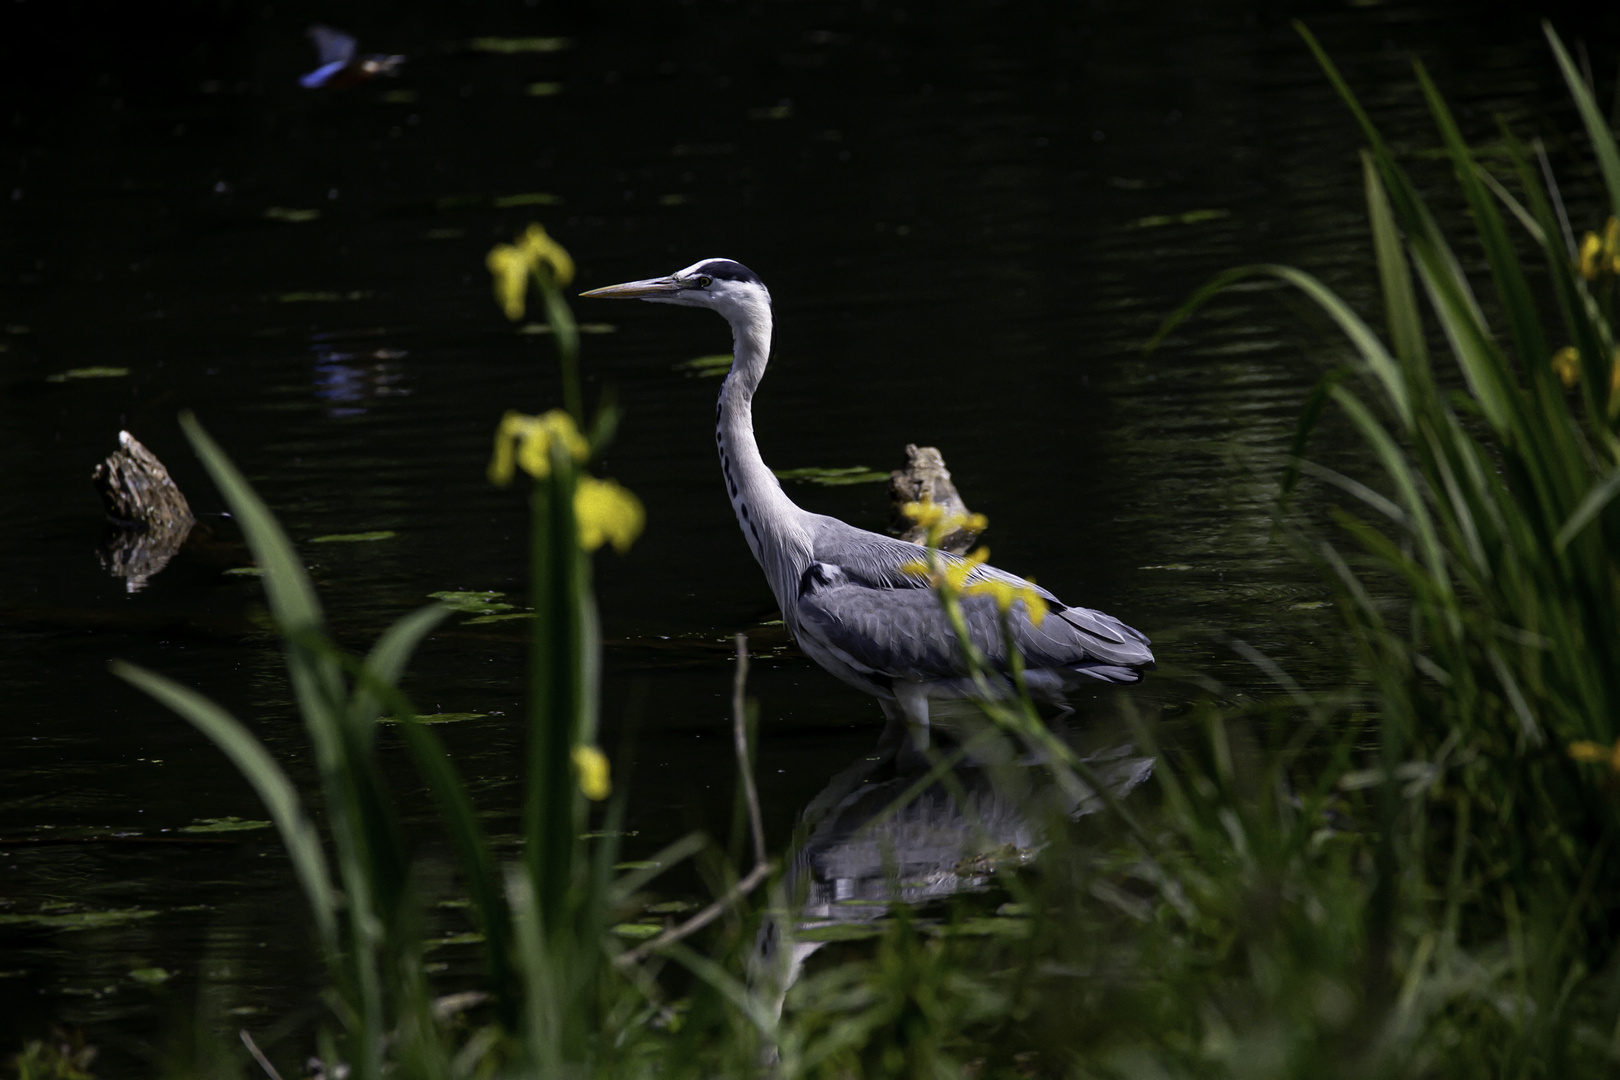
top-left (582, 258), bottom-right (1153, 733)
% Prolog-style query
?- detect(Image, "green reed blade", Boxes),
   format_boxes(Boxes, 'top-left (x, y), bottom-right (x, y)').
top-left (1417, 61), bottom-right (1551, 379)
top-left (1554, 467), bottom-right (1620, 552)
top-left (111, 660), bottom-right (339, 953)
top-left (354, 603), bottom-right (450, 723)
top-left (1364, 151), bottom-right (1429, 394)
top-left (179, 412), bottom-right (323, 635)
top-left (1546, 23), bottom-right (1620, 219)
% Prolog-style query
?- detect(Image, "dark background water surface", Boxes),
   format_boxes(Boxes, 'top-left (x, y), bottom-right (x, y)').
top-left (1, 0), bottom-right (1615, 1067)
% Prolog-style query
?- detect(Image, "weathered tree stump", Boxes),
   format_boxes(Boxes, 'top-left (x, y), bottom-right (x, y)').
top-left (888, 443), bottom-right (982, 556)
top-left (92, 431), bottom-right (195, 593)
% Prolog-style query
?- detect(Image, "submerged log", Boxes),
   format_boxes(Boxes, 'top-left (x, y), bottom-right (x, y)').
top-left (888, 443), bottom-right (982, 556)
top-left (92, 431), bottom-right (195, 593)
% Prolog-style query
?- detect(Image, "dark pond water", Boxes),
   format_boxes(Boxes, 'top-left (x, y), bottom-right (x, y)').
top-left (1, 0), bottom-right (1610, 1066)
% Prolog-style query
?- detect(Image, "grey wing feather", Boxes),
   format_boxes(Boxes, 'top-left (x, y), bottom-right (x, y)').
top-left (795, 556), bottom-right (1154, 686)
top-left (804, 516), bottom-right (1152, 653)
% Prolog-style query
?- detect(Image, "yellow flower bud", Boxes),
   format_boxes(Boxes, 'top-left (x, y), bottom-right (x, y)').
top-left (1579, 233), bottom-right (1603, 280)
top-left (575, 477), bottom-right (645, 554)
top-left (572, 745), bottom-right (611, 800)
top-left (1551, 345), bottom-right (1581, 389)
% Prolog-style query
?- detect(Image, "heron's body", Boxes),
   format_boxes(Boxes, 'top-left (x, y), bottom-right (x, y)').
top-left (583, 259), bottom-right (1153, 730)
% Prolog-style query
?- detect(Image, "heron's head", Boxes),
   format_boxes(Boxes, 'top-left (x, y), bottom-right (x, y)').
top-left (580, 258), bottom-right (771, 327)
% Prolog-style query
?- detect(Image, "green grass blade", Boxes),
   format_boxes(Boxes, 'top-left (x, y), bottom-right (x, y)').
top-left (1149, 264), bottom-right (1409, 424)
top-left (1501, 126), bottom-right (1617, 442)
top-left (354, 603), bottom-right (450, 723)
top-left (1364, 150), bottom-right (1429, 385)
top-left (1475, 162), bottom-right (1547, 246)
top-left (1545, 23), bottom-right (1620, 217)
top-left (610, 831), bottom-right (710, 903)
top-left (307, 629), bottom-right (520, 1023)
top-left (1554, 467), bottom-right (1620, 551)
top-left (1416, 60), bottom-right (1550, 375)
top-left (111, 660), bottom-right (339, 952)
top-left (179, 412), bottom-right (323, 633)
top-left (395, 719), bottom-right (518, 1021)
top-left (1279, 368), bottom-right (1350, 507)
top-left (659, 941), bottom-right (779, 1038)
top-left (1330, 386), bottom-right (1450, 594)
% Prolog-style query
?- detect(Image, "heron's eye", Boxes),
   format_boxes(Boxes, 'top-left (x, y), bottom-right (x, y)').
top-left (698, 276), bottom-right (712, 288)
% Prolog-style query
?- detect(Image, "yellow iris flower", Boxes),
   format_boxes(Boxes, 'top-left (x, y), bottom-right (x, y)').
top-left (1577, 217), bottom-right (1620, 281)
top-left (1551, 346), bottom-right (1581, 389)
top-left (487, 244), bottom-right (531, 321)
top-left (899, 497), bottom-right (989, 550)
top-left (963, 577), bottom-right (1050, 627)
top-left (488, 409), bottom-right (590, 484)
top-left (1569, 738), bottom-right (1620, 774)
top-left (486, 223), bottom-right (576, 321)
top-left (572, 745), bottom-right (611, 800)
top-left (898, 546), bottom-right (989, 589)
top-left (575, 477), bottom-right (645, 554)
top-left (517, 223), bottom-right (575, 286)
top-left (1547, 346), bottom-right (1620, 397)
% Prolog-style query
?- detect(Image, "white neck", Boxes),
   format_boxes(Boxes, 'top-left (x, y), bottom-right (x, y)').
top-left (714, 300), bottom-right (812, 610)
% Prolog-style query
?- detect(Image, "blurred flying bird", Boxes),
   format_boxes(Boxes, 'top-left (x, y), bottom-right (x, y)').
top-left (299, 25), bottom-right (405, 89)
top-left (582, 259), bottom-right (1154, 734)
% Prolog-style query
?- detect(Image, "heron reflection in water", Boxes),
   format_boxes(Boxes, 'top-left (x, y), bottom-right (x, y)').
top-left (755, 725), bottom-right (1155, 1011)
top-left (583, 260), bottom-right (1154, 737)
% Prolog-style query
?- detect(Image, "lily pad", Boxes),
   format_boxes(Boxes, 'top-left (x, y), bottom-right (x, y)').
top-left (675, 354), bottom-right (733, 377)
top-left (1130, 208), bottom-right (1230, 229)
top-left (526, 82), bottom-right (562, 97)
top-left (429, 589), bottom-right (512, 611)
top-left (378, 89), bottom-right (418, 104)
top-left (47, 367), bottom-right (129, 382)
top-left (925, 916), bottom-right (1032, 939)
top-left (611, 922), bottom-right (664, 940)
top-left (464, 612), bottom-right (533, 625)
top-left (311, 530), bottom-right (396, 543)
top-left (0, 908), bottom-right (158, 930)
top-left (519, 322), bottom-right (615, 335)
top-left (468, 36), bottom-right (571, 53)
top-left (277, 291), bottom-right (372, 303)
top-left (264, 207), bottom-right (320, 223)
top-left (774, 466), bottom-right (891, 486)
top-left (645, 900), bottom-right (698, 915)
top-left (426, 931), bottom-right (485, 948)
top-left (377, 712), bottom-right (487, 725)
top-left (129, 967), bottom-right (172, 985)
top-left (181, 817), bottom-right (272, 833)
top-left (798, 922), bottom-right (888, 943)
top-left (1139, 564), bottom-right (1194, 571)
top-left (493, 192), bottom-right (561, 208)
top-left (224, 566), bottom-right (264, 577)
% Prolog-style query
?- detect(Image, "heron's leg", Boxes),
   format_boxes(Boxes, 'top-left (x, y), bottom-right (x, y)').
top-left (892, 682), bottom-right (932, 751)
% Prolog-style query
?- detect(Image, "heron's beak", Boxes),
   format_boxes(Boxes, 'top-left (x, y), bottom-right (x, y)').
top-left (579, 276), bottom-right (684, 300)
